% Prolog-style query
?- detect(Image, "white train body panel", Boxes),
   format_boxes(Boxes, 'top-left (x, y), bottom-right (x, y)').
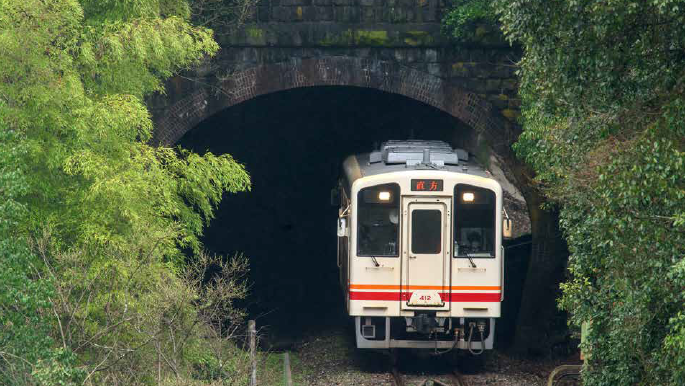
top-left (336, 141), bottom-right (504, 350)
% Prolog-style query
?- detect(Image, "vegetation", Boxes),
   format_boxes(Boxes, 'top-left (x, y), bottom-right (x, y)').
top-left (445, 0), bottom-right (685, 384)
top-left (442, 0), bottom-right (498, 42)
top-left (0, 0), bottom-right (252, 385)
top-left (190, 0), bottom-right (259, 38)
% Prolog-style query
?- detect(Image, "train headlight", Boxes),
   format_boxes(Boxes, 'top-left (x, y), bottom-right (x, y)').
top-left (462, 192), bottom-right (475, 202)
top-left (378, 191), bottom-right (391, 201)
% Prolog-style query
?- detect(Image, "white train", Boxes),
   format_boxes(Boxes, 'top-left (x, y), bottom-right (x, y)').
top-left (333, 141), bottom-right (512, 353)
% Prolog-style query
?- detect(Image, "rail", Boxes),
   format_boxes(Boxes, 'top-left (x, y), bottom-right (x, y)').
top-left (390, 357), bottom-right (470, 386)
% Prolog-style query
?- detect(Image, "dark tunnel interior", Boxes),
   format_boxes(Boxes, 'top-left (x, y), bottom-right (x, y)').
top-left (178, 86), bottom-right (530, 346)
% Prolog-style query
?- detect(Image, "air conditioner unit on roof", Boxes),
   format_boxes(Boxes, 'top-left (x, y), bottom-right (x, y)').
top-left (369, 140), bottom-right (466, 166)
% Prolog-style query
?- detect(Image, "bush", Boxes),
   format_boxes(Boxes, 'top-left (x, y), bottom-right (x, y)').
top-left (32, 236), bottom-right (252, 385)
top-left (557, 121), bottom-right (685, 385)
top-left (489, 0), bottom-right (685, 383)
top-left (0, 0), bottom-right (252, 384)
top-left (442, 0), bottom-right (499, 42)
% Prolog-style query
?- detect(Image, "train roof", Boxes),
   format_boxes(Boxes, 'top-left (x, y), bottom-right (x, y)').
top-left (342, 140), bottom-right (491, 187)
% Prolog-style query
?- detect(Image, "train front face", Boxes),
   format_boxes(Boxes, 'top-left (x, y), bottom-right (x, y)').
top-left (347, 170), bottom-right (503, 352)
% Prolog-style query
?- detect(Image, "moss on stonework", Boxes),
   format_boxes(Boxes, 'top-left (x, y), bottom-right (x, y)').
top-left (319, 29), bottom-right (355, 46)
top-left (475, 26), bottom-right (488, 38)
top-left (245, 27), bottom-right (266, 46)
top-left (403, 31), bottom-right (433, 46)
top-left (502, 108), bottom-right (520, 120)
top-left (354, 30), bottom-right (390, 46)
top-left (453, 24), bottom-right (507, 46)
top-left (451, 62), bottom-right (473, 77)
top-left (317, 29), bottom-right (441, 47)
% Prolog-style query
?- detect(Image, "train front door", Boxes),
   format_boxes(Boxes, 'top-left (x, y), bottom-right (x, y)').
top-left (401, 197), bottom-right (451, 311)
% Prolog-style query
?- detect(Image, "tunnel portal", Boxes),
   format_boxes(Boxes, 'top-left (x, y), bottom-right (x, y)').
top-left (178, 86), bottom-right (527, 340)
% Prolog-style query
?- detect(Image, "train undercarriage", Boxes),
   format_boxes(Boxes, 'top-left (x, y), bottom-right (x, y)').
top-left (355, 315), bottom-right (494, 352)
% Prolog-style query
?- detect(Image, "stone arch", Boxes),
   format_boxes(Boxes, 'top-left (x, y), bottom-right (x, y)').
top-left (152, 55), bottom-right (569, 353)
top-left (151, 56), bottom-right (516, 150)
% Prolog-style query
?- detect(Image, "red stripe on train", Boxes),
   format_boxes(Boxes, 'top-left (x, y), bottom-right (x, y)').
top-left (349, 291), bottom-right (500, 302)
top-left (443, 293), bottom-right (500, 302)
top-left (349, 291), bottom-right (402, 301)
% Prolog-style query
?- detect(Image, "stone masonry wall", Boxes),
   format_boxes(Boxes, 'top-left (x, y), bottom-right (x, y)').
top-left (149, 0), bottom-right (522, 147)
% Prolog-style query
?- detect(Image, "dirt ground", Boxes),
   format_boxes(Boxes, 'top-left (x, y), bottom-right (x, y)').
top-left (288, 328), bottom-right (582, 386)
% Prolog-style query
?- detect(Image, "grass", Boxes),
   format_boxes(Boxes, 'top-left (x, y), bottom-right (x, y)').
top-left (258, 351), bottom-right (306, 386)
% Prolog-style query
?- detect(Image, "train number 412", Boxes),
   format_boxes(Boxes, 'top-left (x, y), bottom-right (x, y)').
top-left (419, 295), bottom-right (432, 301)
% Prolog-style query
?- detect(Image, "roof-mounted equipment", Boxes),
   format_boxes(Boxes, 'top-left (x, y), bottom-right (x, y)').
top-left (368, 140), bottom-right (467, 167)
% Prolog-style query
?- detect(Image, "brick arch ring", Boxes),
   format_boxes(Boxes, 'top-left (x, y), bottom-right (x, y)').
top-left (151, 56), bottom-right (506, 146)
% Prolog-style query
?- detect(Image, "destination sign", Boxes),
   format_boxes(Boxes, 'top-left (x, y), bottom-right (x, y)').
top-left (411, 179), bottom-right (443, 191)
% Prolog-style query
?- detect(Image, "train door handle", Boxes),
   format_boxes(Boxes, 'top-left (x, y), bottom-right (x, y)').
top-left (409, 255), bottom-right (417, 259)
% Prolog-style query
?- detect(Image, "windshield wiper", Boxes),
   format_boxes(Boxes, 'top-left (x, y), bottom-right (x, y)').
top-left (371, 256), bottom-right (380, 267)
top-left (465, 253), bottom-right (477, 268)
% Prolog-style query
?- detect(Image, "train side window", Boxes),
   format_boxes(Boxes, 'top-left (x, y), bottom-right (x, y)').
top-left (411, 209), bottom-right (442, 254)
top-left (454, 184), bottom-right (495, 258)
top-left (357, 183), bottom-right (400, 257)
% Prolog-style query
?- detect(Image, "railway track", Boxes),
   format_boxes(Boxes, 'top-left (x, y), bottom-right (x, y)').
top-left (390, 365), bottom-right (469, 386)
top-left (390, 364), bottom-right (404, 386)
top-left (449, 370), bottom-right (470, 386)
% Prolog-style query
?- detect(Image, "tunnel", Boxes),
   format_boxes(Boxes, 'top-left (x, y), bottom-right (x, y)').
top-left (177, 86), bottom-right (529, 346)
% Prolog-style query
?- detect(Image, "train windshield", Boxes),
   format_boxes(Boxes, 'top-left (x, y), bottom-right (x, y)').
top-left (357, 183), bottom-right (400, 257)
top-left (454, 184), bottom-right (495, 258)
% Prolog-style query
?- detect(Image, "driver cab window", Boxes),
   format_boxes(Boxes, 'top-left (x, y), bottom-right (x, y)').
top-left (454, 184), bottom-right (495, 258)
top-left (357, 183), bottom-right (400, 257)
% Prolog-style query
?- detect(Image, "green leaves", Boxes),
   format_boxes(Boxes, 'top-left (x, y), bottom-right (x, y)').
top-left (482, 0), bottom-right (685, 384)
top-left (0, 127), bottom-right (69, 386)
top-left (1, 0), bottom-right (239, 255)
top-left (497, 0), bottom-right (685, 120)
top-left (1, 0), bottom-right (249, 384)
top-left (78, 17), bottom-right (218, 98)
top-left (442, 0), bottom-right (499, 42)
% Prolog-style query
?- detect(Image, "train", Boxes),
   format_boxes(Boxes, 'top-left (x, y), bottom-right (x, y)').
top-left (332, 140), bottom-right (512, 353)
